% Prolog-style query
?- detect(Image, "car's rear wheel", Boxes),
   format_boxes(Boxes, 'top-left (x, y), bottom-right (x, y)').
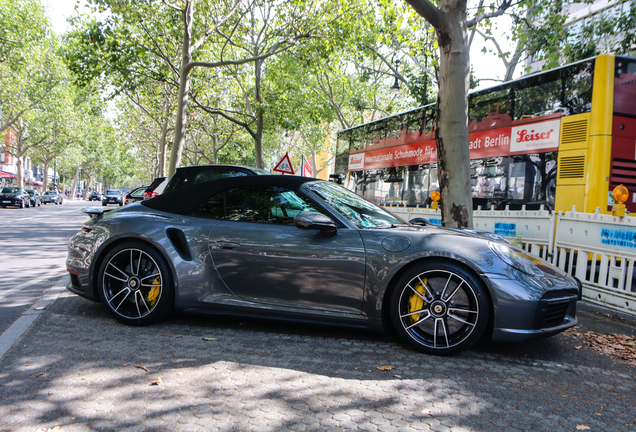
top-left (20, 199), bottom-right (24, 208)
top-left (390, 260), bottom-right (489, 355)
top-left (98, 242), bottom-right (174, 325)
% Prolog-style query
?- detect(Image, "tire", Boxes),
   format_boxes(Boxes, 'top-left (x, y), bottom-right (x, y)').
top-left (102, 202), bottom-right (106, 206)
top-left (20, 199), bottom-right (24, 209)
top-left (97, 241), bottom-right (174, 325)
top-left (390, 260), bottom-right (490, 355)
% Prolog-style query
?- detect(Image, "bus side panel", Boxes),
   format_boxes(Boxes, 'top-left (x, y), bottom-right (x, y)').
top-left (556, 184), bottom-right (586, 213)
top-left (555, 114), bottom-right (589, 213)
top-left (585, 54), bottom-right (614, 213)
top-left (610, 116), bottom-right (636, 212)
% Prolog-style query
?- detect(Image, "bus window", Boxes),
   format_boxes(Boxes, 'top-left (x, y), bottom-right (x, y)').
top-left (350, 127), bottom-right (365, 151)
top-left (513, 73), bottom-right (562, 119)
top-left (469, 90), bottom-right (511, 125)
top-left (508, 162), bottom-right (528, 200)
top-left (562, 60), bottom-right (594, 115)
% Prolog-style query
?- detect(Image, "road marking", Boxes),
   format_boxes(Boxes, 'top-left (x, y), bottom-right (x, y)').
top-left (0, 274), bottom-right (69, 360)
top-left (0, 269), bottom-right (67, 302)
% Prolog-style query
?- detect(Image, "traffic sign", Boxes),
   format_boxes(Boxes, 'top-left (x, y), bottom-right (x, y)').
top-left (273, 152), bottom-right (295, 175)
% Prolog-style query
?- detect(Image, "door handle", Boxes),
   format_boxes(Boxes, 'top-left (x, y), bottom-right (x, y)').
top-left (216, 241), bottom-right (241, 250)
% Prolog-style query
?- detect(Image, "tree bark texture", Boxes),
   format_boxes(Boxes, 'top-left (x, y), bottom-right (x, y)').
top-left (168, 0), bottom-right (194, 179)
top-left (405, 0), bottom-right (473, 228)
top-left (254, 59), bottom-right (264, 169)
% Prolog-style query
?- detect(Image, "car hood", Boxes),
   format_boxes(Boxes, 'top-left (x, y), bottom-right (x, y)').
top-left (360, 224), bottom-right (570, 280)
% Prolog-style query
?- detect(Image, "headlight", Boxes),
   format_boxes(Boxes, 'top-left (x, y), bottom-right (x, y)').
top-left (489, 241), bottom-right (541, 276)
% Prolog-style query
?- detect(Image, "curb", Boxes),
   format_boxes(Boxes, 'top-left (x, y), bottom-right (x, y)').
top-left (0, 274), bottom-right (69, 360)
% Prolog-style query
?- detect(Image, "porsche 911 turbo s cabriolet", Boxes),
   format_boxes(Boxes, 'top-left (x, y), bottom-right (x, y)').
top-left (66, 175), bottom-right (580, 355)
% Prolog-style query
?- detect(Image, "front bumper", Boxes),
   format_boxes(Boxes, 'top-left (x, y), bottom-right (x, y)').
top-left (1, 197), bottom-right (22, 206)
top-left (485, 272), bottom-right (579, 343)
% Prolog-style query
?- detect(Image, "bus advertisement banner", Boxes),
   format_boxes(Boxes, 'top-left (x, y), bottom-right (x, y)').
top-left (348, 118), bottom-right (561, 171)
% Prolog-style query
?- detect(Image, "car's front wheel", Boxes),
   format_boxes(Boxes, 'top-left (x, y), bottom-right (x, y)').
top-left (97, 242), bottom-right (174, 325)
top-left (390, 260), bottom-right (489, 355)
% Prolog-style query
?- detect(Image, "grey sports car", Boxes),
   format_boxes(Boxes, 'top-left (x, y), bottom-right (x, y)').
top-left (66, 175), bottom-right (580, 355)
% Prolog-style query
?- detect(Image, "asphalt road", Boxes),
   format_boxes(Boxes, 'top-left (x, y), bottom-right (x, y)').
top-left (0, 199), bottom-right (89, 334)
top-left (0, 201), bottom-right (634, 431)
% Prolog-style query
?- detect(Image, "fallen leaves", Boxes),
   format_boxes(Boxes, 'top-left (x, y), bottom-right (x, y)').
top-left (377, 365), bottom-right (395, 371)
top-left (569, 329), bottom-right (636, 365)
top-left (150, 377), bottom-right (163, 386)
top-left (576, 425), bottom-right (590, 430)
top-left (202, 337), bottom-right (217, 341)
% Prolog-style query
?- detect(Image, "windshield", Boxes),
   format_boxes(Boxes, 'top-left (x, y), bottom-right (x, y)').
top-left (26, 190), bottom-right (34, 196)
top-left (1, 187), bottom-right (19, 193)
top-left (106, 190), bottom-right (119, 195)
top-left (307, 181), bottom-right (406, 229)
top-left (43, 191), bottom-right (56, 195)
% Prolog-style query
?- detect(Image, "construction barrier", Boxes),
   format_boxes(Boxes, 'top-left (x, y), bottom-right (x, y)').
top-left (553, 207), bottom-right (636, 315)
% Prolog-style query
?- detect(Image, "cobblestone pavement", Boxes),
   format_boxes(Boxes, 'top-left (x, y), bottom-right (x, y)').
top-left (1, 289), bottom-right (635, 432)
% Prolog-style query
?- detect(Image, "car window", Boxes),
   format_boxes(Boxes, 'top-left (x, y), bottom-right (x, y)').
top-left (2, 187), bottom-right (18, 193)
top-left (189, 185), bottom-right (322, 225)
top-left (131, 188), bottom-right (146, 197)
top-left (106, 190), bottom-right (119, 195)
top-left (166, 167), bottom-right (260, 192)
top-left (307, 181), bottom-right (405, 229)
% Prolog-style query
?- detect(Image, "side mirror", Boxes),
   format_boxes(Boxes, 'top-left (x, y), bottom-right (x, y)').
top-left (409, 217), bottom-right (431, 226)
top-left (294, 212), bottom-right (337, 238)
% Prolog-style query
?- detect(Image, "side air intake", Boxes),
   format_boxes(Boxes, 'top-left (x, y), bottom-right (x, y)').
top-left (167, 228), bottom-right (193, 261)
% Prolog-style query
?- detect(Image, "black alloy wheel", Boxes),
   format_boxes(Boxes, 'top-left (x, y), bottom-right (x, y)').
top-left (98, 241), bottom-right (174, 325)
top-left (390, 260), bottom-right (489, 355)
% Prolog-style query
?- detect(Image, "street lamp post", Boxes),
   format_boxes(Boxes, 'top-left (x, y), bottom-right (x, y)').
top-left (391, 55), bottom-right (401, 94)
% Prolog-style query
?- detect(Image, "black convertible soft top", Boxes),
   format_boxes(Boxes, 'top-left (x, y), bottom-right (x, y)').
top-left (141, 174), bottom-right (318, 216)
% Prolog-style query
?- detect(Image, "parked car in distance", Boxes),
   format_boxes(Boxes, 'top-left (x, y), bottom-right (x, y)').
top-left (102, 189), bottom-right (123, 206)
top-left (143, 177), bottom-right (168, 199)
top-left (162, 165), bottom-right (268, 194)
top-left (0, 187), bottom-right (31, 208)
top-left (88, 191), bottom-right (103, 201)
top-left (66, 175), bottom-right (580, 355)
top-left (125, 185), bottom-right (149, 205)
top-left (41, 190), bottom-right (63, 205)
top-left (25, 189), bottom-right (42, 207)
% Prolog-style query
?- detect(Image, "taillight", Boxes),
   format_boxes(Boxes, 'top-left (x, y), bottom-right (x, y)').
top-left (81, 226), bottom-right (92, 233)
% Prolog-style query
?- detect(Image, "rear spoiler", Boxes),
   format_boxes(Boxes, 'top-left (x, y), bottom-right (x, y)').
top-left (82, 207), bottom-right (116, 220)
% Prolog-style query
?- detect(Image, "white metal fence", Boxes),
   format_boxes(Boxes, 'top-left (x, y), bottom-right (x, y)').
top-left (383, 204), bottom-right (636, 316)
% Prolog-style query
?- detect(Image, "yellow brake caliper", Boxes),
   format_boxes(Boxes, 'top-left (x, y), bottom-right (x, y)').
top-left (147, 276), bottom-right (161, 306)
top-left (408, 279), bottom-right (427, 323)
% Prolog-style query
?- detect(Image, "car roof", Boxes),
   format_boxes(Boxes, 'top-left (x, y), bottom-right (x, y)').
top-left (142, 175), bottom-right (317, 216)
top-left (174, 164), bottom-right (264, 173)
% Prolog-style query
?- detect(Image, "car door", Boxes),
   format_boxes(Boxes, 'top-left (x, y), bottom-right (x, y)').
top-left (199, 184), bottom-right (367, 314)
